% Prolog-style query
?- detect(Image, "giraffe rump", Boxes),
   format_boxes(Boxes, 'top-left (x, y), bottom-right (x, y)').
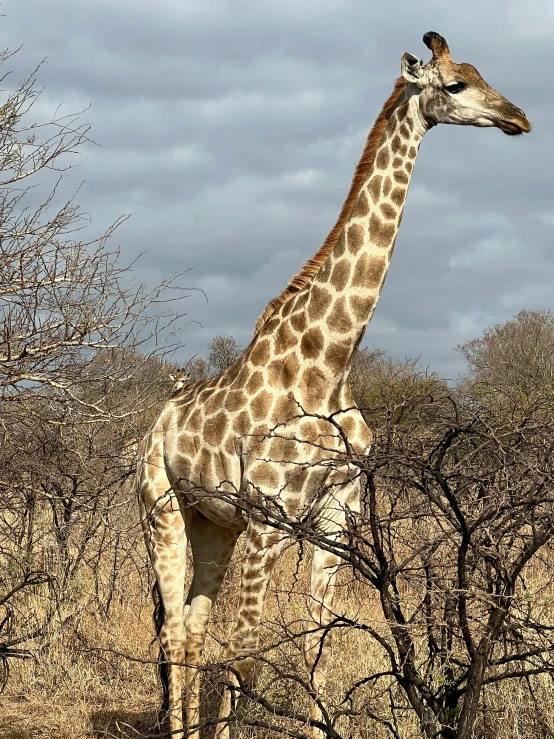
top-left (252, 76), bottom-right (406, 337)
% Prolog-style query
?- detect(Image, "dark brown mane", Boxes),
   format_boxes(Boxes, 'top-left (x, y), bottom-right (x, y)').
top-left (252, 76), bottom-right (407, 337)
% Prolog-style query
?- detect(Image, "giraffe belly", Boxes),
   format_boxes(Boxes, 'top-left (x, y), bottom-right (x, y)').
top-left (165, 451), bottom-right (248, 531)
top-left (188, 496), bottom-right (249, 531)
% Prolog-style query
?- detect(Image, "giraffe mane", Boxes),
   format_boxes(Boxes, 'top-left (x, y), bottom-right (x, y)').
top-left (252, 76), bottom-right (407, 337)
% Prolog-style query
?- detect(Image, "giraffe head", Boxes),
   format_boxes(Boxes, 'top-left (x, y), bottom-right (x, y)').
top-left (169, 368), bottom-right (190, 395)
top-left (401, 32), bottom-right (531, 136)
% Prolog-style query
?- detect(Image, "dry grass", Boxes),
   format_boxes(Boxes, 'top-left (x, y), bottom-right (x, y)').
top-left (3, 536), bottom-right (554, 739)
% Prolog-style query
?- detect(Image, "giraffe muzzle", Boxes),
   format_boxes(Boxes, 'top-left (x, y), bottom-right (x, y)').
top-left (497, 105), bottom-right (531, 136)
top-left (498, 117), bottom-right (531, 136)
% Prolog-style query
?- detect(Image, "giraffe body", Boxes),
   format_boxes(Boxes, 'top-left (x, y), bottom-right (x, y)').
top-left (137, 32), bottom-right (530, 739)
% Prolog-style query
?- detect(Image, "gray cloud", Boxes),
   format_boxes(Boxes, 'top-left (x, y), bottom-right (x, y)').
top-left (4, 0), bottom-right (551, 378)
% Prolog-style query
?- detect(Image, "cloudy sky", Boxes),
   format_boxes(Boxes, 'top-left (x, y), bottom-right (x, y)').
top-left (4, 0), bottom-right (552, 379)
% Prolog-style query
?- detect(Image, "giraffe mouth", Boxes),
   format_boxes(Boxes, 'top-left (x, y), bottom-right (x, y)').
top-left (498, 118), bottom-right (531, 136)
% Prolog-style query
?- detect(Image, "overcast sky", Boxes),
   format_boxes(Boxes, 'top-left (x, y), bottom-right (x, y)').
top-left (4, 0), bottom-right (552, 379)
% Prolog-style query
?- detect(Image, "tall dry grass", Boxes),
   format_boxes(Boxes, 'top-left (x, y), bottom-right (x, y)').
top-left (3, 523), bottom-right (554, 739)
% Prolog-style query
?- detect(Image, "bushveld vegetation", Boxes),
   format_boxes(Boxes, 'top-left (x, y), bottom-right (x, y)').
top-left (2, 44), bottom-right (554, 739)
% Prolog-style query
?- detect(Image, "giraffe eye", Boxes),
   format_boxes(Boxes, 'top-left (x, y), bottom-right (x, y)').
top-left (444, 81), bottom-right (466, 94)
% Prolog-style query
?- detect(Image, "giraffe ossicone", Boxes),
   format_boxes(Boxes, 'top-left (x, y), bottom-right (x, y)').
top-left (136, 31), bottom-right (530, 739)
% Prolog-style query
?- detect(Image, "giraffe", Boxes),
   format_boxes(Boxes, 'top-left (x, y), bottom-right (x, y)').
top-left (170, 369), bottom-right (190, 396)
top-left (137, 32), bottom-right (530, 739)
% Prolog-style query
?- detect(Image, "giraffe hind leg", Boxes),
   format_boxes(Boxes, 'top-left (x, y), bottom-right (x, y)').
top-left (152, 579), bottom-right (170, 713)
top-left (140, 476), bottom-right (188, 739)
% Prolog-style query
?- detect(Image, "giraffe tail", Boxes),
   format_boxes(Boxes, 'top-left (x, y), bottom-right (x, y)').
top-left (152, 581), bottom-right (170, 713)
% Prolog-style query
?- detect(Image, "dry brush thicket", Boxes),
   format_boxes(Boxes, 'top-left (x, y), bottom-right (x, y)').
top-left (1, 43), bottom-right (554, 739)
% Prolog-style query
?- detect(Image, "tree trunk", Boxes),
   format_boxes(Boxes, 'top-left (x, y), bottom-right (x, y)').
top-left (456, 655), bottom-right (487, 738)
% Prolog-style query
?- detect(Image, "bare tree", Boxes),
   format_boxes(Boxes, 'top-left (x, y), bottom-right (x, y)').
top-left (207, 335), bottom-right (242, 375)
top-left (0, 44), bottom-right (187, 688)
top-left (458, 309), bottom-right (554, 407)
top-left (185, 356), bottom-right (211, 382)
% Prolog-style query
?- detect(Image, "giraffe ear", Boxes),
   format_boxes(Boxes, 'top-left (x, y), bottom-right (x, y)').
top-left (169, 374), bottom-right (175, 381)
top-left (401, 52), bottom-right (424, 86)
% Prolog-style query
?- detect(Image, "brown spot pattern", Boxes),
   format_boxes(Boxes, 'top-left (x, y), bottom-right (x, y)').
top-left (226, 389), bottom-right (247, 412)
top-left (350, 294), bottom-right (376, 321)
top-left (347, 223), bottom-right (365, 255)
top-left (308, 285), bottom-right (333, 321)
top-left (269, 436), bottom-right (298, 461)
top-left (380, 203), bottom-right (396, 220)
top-left (188, 409), bottom-right (202, 433)
top-left (375, 147), bottom-right (389, 169)
top-left (369, 213), bottom-right (396, 248)
top-left (263, 318), bottom-right (279, 333)
top-left (251, 389), bottom-right (272, 420)
top-left (198, 388), bottom-right (213, 405)
top-left (334, 231), bottom-right (346, 257)
top-left (351, 253), bottom-right (386, 289)
top-left (383, 176), bottom-right (392, 197)
top-left (325, 341), bottom-right (350, 374)
top-left (327, 296), bottom-right (353, 333)
top-left (290, 310), bottom-right (307, 332)
top-left (367, 176), bottom-right (382, 204)
top-left (301, 367), bottom-right (328, 412)
top-left (250, 462), bottom-right (279, 489)
top-left (250, 340), bottom-right (270, 367)
top-left (392, 157), bottom-right (403, 169)
top-left (330, 259), bottom-right (351, 291)
top-left (233, 410), bottom-right (250, 435)
top-left (198, 448), bottom-right (214, 481)
top-left (300, 326), bottom-right (324, 359)
top-left (281, 299), bottom-right (294, 317)
top-left (351, 190), bottom-right (369, 218)
top-left (273, 394), bottom-right (297, 423)
top-left (274, 322), bottom-right (296, 355)
top-left (204, 412), bottom-right (228, 447)
top-left (179, 435), bottom-right (196, 459)
top-left (245, 372), bottom-right (263, 395)
top-left (318, 260), bottom-right (332, 283)
top-left (391, 187), bottom-right (406, 207)
top-left (204, 389), bottom-right (226, 415)
top-left (267, 353), bottom-right (300, 389)
top-left (295, 291), bottom-right (309, 310)
top-left (224, 361), bottom-right (242, 384)
top-left (231, 365), bottom-right (251, 389)
top-left (284, 471), bottom-right (307, 494)
top-left (393, 170), bottom-right (409, 185)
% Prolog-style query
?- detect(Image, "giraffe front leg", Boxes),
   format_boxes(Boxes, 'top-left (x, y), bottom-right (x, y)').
top-left (215, 523), bottom-right (287, 739)
top-left (142, 487), bottom-right (188, 739)
top-left (184, 516), bottom-right (238, 739)
top-left (304, 544), bottom-right (342, 739)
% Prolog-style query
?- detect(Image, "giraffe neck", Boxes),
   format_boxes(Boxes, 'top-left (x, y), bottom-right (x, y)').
top-left (299, 90), bottom-right (427, 381)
